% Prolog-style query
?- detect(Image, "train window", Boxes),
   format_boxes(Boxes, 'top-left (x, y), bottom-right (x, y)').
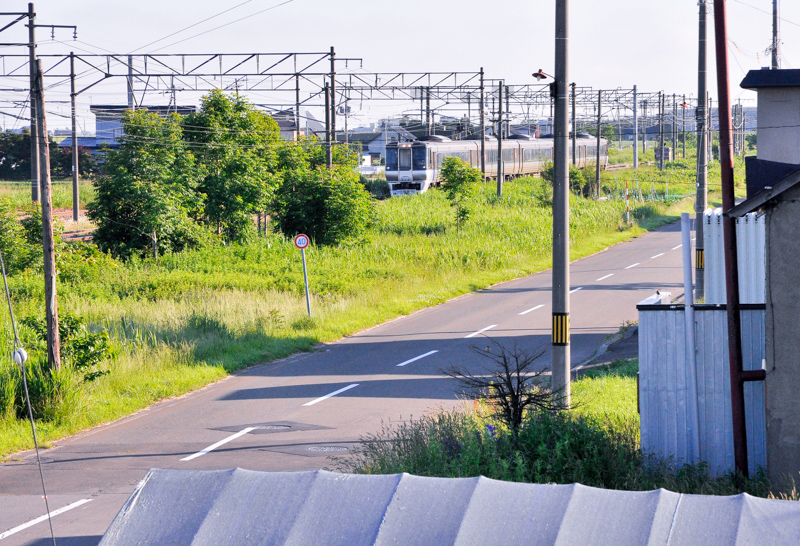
top-left (399, 148), bottom-right (412, 170)
top-left (503, 149), bottom-right (513, 161)
top-left (386, 148), bottom-right (398, 171)
top-left (413, 147), bottom-right (427, 170)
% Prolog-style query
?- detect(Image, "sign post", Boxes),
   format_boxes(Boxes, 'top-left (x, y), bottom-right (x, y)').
top-left (294, 234), bottom-right (311, 316)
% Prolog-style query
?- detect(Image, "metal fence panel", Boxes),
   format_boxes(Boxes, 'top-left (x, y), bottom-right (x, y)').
top-left (638, 305), bottom-right (766, 476)
top-left (704, 210), bottom-right (765, 304)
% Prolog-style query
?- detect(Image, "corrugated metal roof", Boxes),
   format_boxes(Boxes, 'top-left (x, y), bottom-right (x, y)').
top-left (99, 469), bottom-right (800, 545)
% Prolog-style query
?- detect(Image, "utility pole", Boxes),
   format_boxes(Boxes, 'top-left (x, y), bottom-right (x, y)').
top-left (28, 3), bottom-right (39, 203)
top-left (480, 68), bottom-right (486, 178)
top-left (33, 60), bottom-right (61, 371)
top-left (672, 94), bottom-right (678, 153)
top-left (642, 100), bottom-right (647, 154)
top-left (70, 52), bottom-right (78, 222)
top-left (658, 92), bottom-right (664, 171)
top-left (772, 0), bottom-right (780, 69)
top-left (682, 94), bottom-right (687, 158)
top-left (497, 81), bottom-right (503, 197)
top-left (708, 95), bottom-right (713, 163)
top-left (595, 90), bottom-right (601, 198)
top-left (505, 84), bottom-right (510, 139)
top-left (633, 85), bottom-right (638, 169)
top-left (426, 87), bottom-right (431, 136)
top-left (713, 0), bottom-right (749, 478)
top-left (552, 0), bottom-right (571, 407)
top-left (324, 82), bottom-right (332, 168)
top-left (295, 73), bottom-right (301, 140)
top-left (127, 55), bottom-right (134, 110)
top-left (329, 46), bottom-right (336, 146)
top-left (571, 82), bottom-right (576, 165)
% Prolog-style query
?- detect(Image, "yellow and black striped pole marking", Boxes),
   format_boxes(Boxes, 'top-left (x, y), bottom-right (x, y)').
top-left (552, 313), bottom-right (570, 346)
top-left (695, 249), bottom-right (704, 270)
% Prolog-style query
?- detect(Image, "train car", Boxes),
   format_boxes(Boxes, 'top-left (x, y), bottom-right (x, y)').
top-left (385, 134), bottom-right (608, 197)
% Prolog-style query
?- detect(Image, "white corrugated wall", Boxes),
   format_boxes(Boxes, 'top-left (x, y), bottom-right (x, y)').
top-left (704, 210), bottom-right (765, 304)
top-left (638, 305), bottom-right (766, 476)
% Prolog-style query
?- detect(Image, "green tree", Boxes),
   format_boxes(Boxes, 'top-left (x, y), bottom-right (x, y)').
top-left (541, 162), bottom-right (588, 196)
top-left (440, 156), bottom-right (481, 234)
top-left (271, 165), bottom-right (374, 245)
top-left (88, 109), bottom-right (205, 260)
top-left (0, 131), bottom-right (95, 181)
top-left (183, 90), bottom-right (281, 242)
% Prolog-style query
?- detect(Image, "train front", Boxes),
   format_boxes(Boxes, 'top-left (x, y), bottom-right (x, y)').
top-left (385, 142), bottom-right (428, 196)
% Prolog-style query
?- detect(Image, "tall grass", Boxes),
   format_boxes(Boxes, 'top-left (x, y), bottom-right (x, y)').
top-left (0, 178), bottom-right (95, 210)
top-left (342, 359), bottom-right (782, 498)
top-left (0, 171), bottom-right (696, 456)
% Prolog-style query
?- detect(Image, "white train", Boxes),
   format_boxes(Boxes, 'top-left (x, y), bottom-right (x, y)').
top-left (385, 134), bottom-right (608, 197)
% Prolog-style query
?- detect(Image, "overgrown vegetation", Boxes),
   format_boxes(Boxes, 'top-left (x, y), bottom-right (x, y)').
top-left (0, 170), bottom-right (698, 456)
top-left (89, 91), bottom-right (374, 257)
top-left (343, 358), bottom-right (781, 498)
top-left (440, 156), bottom-right (481, 234)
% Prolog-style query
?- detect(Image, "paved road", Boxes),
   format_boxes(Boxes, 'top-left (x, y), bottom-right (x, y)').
top-left (0, 222), bottom-right (686, 545)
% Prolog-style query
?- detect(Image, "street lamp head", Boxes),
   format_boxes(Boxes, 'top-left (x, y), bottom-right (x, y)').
top-left (533, 69), bottom-right (549, 81)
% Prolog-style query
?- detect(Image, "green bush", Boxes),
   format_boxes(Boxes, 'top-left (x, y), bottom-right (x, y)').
top-left (272, 166), bottom-right (375, 245)
top-left (541, 162), bottom-right (589, 196)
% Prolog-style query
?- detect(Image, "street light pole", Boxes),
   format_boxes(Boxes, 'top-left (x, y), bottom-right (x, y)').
top-left (552, 0), bottom-right (571, 407)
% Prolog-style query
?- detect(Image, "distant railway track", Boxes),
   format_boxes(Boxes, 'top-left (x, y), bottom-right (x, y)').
top-left (606, 163), bottom-right (633, 172)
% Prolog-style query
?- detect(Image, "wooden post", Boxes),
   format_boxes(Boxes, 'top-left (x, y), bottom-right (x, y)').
top-left (33, 59), bottom-right (61, 370)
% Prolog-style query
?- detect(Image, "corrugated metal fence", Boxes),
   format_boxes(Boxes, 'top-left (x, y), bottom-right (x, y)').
top-left (638, 303), bottom-right (766, 476)
top-left (704, 210), bottom-right (765, 304)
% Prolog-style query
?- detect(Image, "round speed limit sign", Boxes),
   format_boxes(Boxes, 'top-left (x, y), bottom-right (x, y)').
top-left (294, 234), bottom-right (310, 249)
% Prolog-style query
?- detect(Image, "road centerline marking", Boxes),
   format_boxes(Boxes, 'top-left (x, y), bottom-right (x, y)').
top-left (624, 263), bottom-right (640, 269)
top-left (397, 350), bottom-right (438, 367)
top-left (180, 427), bottom-right (257, 461)
top-left (650, 253), bottom-right (664, 259)
top-left (0, 499), bottom-right (92, 540)
top-left (465, 325), bottom-right (497, 338)
top-left (302, 383), bottom-right (360, 406)
top-left (672, 244), bottom-right (682, 250)
top-left (595, 273), bottom-right (614, 281)
top-left (519, 304), bottom-right (544, 315)
top-left (569, 287), bottom-right (584, 293)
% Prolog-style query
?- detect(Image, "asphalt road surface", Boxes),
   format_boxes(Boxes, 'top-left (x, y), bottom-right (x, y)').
top-left (0, 222), bottom-right (687, 545)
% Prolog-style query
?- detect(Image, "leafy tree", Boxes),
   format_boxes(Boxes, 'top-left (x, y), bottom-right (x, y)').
top-left (440, 156), bottom-right (481, 234)
top-left (271, 165), bottom-right (374, 245)
top-left (745, 133), bottom-right (756, 151)
top-left (183, 90), bottom-right (281, 242)
top-left (0, 199), bottom-right (35, 273)
top-left (541, 162), bottom-right (588, 196)
top-left (0, 130), bottom-right (95, 180)
top-left (88, 109), bottom-right (206, 260)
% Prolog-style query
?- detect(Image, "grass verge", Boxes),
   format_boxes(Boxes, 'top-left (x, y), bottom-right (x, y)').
top-left (0, 169), bottom-right (705, 457)
top-left (342, 359), bottom-right (791, 498)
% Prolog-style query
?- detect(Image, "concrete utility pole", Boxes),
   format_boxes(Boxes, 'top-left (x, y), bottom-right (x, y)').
top-left (658, 92), bottom-right (665, 171)
top-left (642, 100), bottom-right (648, 154)
top-left (127, 55), bottom-right (134, 110)
top-left (28, 2), bottom-right (39, 203)
top-left (672, 94), bottom-right (678, 152)
top-left (426, 88), bottom-right (432, 136)
top-left (633, 85), bottom-right (638, 169)
top-left (552, 0), bottom-right (571, 407)
top-left (571, 82), bottom-right (576, 165)
top-left (497, 81), bottom-right (503, 197)
top-left (772, 0), bottom-right (780, 69)
top-left (295, 73), bottom-right (301, 140)
top-left (33, 60), bottom-right (61, 371)
top-left (595, 90), bottom-right (601, 198)
top-left (480, 68), bottom-right (486, 178)
top-left (682, 94), bottom-right (687, 158)
top-left (329, 46), bottom-right (336, 145)
top-left (70, 52), bottom-right (79, 222)
top-left (712, 0), bottom-right (749, 478)
top-left (324, 82), bottom-right (332, 168)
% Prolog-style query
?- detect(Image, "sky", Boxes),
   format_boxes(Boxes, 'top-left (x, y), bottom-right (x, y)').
top-left (1, 0), bottom-right (799, 132)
